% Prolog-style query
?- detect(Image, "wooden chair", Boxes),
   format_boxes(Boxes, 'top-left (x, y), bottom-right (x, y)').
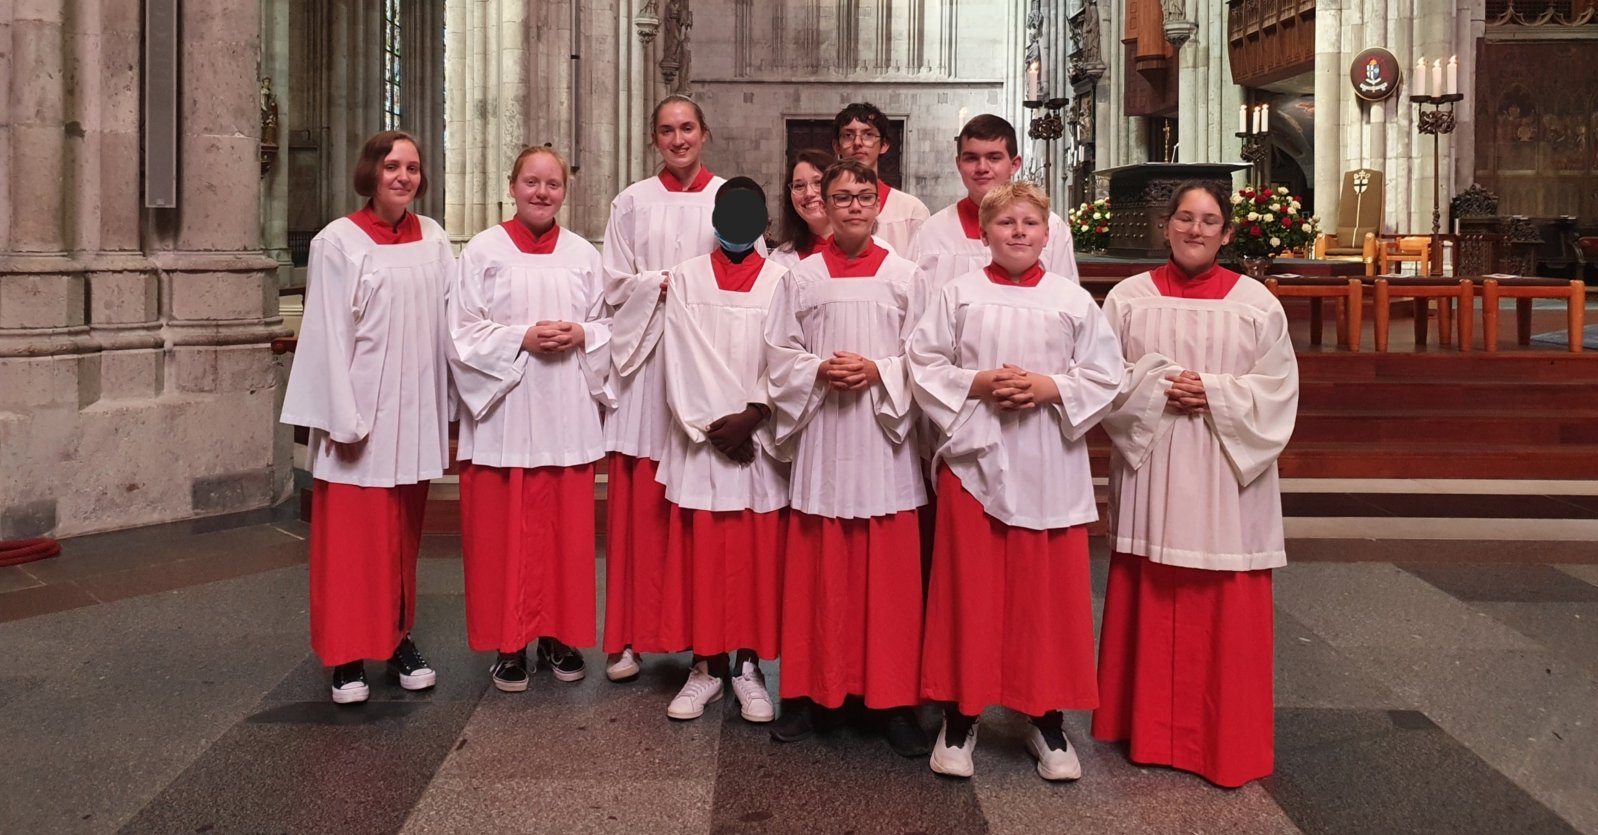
top-left (1264, 275), bottom-right (1363, 351)
top-left (1476, 275), bottom-right (1586, 353)
top-left (1375, 235), bottom-right (1433, 276)
top-left (1372, 275), bottom-right (1473, 352)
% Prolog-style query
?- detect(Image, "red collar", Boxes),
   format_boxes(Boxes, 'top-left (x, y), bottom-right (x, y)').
top-left (710, 248), bottom-right (766, 292)
top-left (798, 234), bottom-right (833, 259)
top-left (348, 203), bottom-right (421, 244)
top-left (955, 198), bottom-right (982, 240)
top-left (1151, 260), bottom-right (1240, 300)
top-left (659, 166), bottom-right (714, 193)
top-left (877, 179), bottom-right (893, 207)
top-left (820, 238), bottom-right (890, 278)
top-left (500, 219), bottom-right (560, 255)
top-left (983, 261), bottom-right (1046, 288)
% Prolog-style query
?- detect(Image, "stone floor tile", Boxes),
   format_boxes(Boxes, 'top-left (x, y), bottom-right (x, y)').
top-left (0, 581), bottom-right (99, 623)
top-left (1399, 562), bottom-right (1598, 603)
top-left (0, 564), bottom-right (43, 593)
top-left (1273, 609), bottom-right (1407, 710)
top-left (400, 777), bottom-right (713, 835)
top-left (1477, 602), bottom-right (1598, 672)
top-left (1559, 564), bottom-right (1598, 588)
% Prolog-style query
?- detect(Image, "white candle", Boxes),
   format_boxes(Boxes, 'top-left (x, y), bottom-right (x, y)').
top-left (1431, 59), bottom-right (1442, 99)
top-left (1446, 55), bottom-right (1458, 96)
top-left (1239, 104), bottom-right (1248, 134)
top-left (957, 106), bottom-right (969, 128)
top-left (1027, 60), bottom-right (1040, 100)
top-left (1261, 103), bottom-right (1270, 133)
top-left (1414, 57), bottom-right (1426, 96)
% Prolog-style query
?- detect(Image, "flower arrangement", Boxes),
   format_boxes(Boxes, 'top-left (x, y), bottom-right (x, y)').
top-left (1067, 197), bottom-right (1111, 253)
top-left (1226, 185), bottom-right (1320, 259)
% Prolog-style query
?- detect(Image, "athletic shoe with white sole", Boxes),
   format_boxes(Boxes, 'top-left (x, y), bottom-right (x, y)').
top-left (666, 661), bottom-right (723, 720)
top-left (606, 647), bottom-right (641, 682)
top-left (929, 713), bottom-right (978, 778)
top-left (729, 659), bottom-right (774, 723)
top-left (538, 637), bottom-right (586, 682)
top-left (1025, 716), bottom-right (1083, 781)
top-left (387, 635), bottom-right (437, 690)
top-left (490, 649), bottom-right (531, 693)
top-left (330, 661), bottom-right (369, 705)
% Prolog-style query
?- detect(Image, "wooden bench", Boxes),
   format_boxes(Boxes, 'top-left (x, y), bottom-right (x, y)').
top-left (1474, 275), bottom-right (1586, 353)
top-left (1371, 275), bottom-right (1473, 352)
top-left (1264, 275), bottom-right (1363, 351)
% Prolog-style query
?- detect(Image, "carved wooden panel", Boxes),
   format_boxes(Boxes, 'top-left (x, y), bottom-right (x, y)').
top-left (1226, 0), bottom-right (1315, 88)
top-left (1473, 40), bottom-right (1598, 219)
top-left (1124, 47), bottom-right (1177, 117)
top-left (1123, 0), bottom-right (1172, 73)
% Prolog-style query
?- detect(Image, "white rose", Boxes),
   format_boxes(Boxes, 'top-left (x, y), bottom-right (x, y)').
top-left (1093, 212), bottom-right (1102, 220)
top-left (1262, 213), bottom-right (1274, 222)
top-left (1302, 222), bottom-right (1313, 231)
top-left (1080, 224), bottom-right (1090, 232)
top-left (1288, 206), bottom-right (1299, 216)
top-left (1270, 203), bottom-right (1281, 212)
top-left (1247, 211), bottom-right (1260, 221)
top-left (1231, 195), bottom-right (1244, 205)
top-left (1277, 186), bottom-right (1289, 195)
top-left (1270, 236), bottom-right (1281, 247)
top-left (1291, 200), bottom-right (1302, 209)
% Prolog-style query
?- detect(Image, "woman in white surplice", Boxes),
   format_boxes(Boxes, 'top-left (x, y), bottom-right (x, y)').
top-left (448, 146), bottom-right (611, 693)
top-left (601, 95), bottom-right (726, 684)
top-left (908, 181), bottom-right (1124, 782)
top-left (1091, 180), bottom-right (1299, 788)
top-left (280, 131), bottom-right (452, 705)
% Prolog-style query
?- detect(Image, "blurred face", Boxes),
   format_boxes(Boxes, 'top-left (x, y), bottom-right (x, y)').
top-left (787, 161), bottom-right (827, 233)
top-left (823, 172), bottom-right (880, 246)
top-left (1165, 189), bottom-right (1234, 273)
top-left (834, 118), bottom-right (889, 170)
top-left (374, 140), bottom-right (421, 216)
top-left (956, 137), bottom-right (1020, 203)
top-left (653, 102), bottom-right (706, 174)
top-left (981, 200), bottom-right (1050, 276)
top-left (509, 153), bottom-right (566, 231)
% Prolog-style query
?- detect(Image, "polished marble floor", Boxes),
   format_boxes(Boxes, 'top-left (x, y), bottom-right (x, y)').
top-left (3, 500), bottom-right (1596, 834)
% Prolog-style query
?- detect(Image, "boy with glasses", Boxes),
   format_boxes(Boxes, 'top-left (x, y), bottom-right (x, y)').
top-left (832, 102), bottom-right (929, 255)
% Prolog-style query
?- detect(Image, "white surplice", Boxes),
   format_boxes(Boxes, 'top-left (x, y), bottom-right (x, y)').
top-left (281, 215), bottom-right (454, 487)
top-left (907, 269), bottom-right (1124, 530)
top-left (602, 175), bottom-right (725, 461)
top-left (875, 187), bottom-right (930, 256)
top-left (656, 254), bottom-right (790, 513)
top-left (768, 234), bottom-right (895, 273)
top-left (911, 204), bottom-right (1081, 296)
top-left (1100, 272), bottom-right (1299, 571)
top-left (447, 225), bottom-right (613, 469)
top-left (764, 251), bottom-right (926, 519)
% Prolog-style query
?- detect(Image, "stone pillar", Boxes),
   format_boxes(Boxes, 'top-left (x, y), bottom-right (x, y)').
top-left (402, 0), bottom-right (446, 223)
top-left (261, 0), bottom-right (292, 287)
top-left (1314, 1), bottom-right (1344, 231)
top-left (446, 0), bottom-right (529, 242)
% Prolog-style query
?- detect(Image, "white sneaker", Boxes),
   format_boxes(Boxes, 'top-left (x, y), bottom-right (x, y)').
top-left (729, 659), bottom-right (774, 723)
top-left (666, 661), bottom-right (723, 720)
top-left (929, 717), bottom-right (978, 778)
top-left (606, 647), bottom-right (641, 681)
top-left (1025, 724), bottom-right (1083, 781)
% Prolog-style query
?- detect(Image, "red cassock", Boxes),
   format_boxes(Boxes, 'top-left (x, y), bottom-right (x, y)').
top-left (1091, 551), bottom-right (1275, 788)
top-left (779, 511), bottom-right (922, 708)
top-left (459, 462), bottom-right (597, 652)
top-left (655, 506), bottom-right (784, 659)
top-left (309, 480), bottom-right (429, 666)
top-left (601, 453), bottom-right (675, 653)
top-left (919, 467), bottom-right (1099, 717)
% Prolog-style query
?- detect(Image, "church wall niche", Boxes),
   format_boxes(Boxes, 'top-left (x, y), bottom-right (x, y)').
top-left (1473, 39), bottom-right (1598, 219)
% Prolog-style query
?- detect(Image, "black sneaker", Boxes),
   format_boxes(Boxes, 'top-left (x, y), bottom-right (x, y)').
top-left (1031, 710), bottom-right (1068, 751)
top-left (330, 661), bottom-right (369, 705)
top-left (771, 697), bottom-right (815, 743)
top-left (537, 637), bottom-right (586, 682)
top-left (883, 707), bottom-right (932, 758)
top-left (491, 649), bottom-right (530, 693)
top-left (387, 635), bottom-right (437, 690)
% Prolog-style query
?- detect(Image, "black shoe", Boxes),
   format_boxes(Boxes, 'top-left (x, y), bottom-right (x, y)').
top-left (771, 698), bottom-right (815, 743)
top-left (884, 707), bottom-right (933, 757)
top-left (330, 661), bottom-right (369, 705)
top-left (491, 649), bottom-right (530, 692)
top-left (387, 635), bottom-right (437, 690)
top-left (537, 637), bottom-right (586, 682)
top-left (1031, 710), bottom-right (1069, 752)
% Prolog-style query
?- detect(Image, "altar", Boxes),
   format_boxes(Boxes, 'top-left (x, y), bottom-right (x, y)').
top-left (1095, 162), bottom-right (1249, 258)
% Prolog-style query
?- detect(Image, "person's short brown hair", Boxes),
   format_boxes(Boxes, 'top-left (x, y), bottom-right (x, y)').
top-left (820, 159), bottom-right (879, 195)
top-left (352, 130), bottom-right (428, 201)
top-left (978, 180), bottom-right (1050, 229)
top-left (956, 114), bottom-right (1019, 158)
top-left (508, 145), bottom-right (571, 186)
top-left (1164, 180), bottom-right (1234, 232)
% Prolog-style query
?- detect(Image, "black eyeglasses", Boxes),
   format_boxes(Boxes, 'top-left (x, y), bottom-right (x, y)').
top-left (826, 191), bottom-right (879, 208)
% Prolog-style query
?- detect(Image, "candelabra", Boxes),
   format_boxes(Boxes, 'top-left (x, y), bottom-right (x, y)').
top-left (1235, 108), bottom-right (1269, 186)
top-left (1410, 91), bottom-right (1463, 276)
top-left (1025, 97), bottom-right (1067, 187)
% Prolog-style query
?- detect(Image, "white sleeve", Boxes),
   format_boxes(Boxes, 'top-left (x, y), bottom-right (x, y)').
top-left (446, 244), bottom-right (530, 421)
top-left (907, 285), bottom-right (978, 437)
top-left (869, 281), bottom-right (917, 445)
top-left (762, 274), bottom-right (827, 455)
top-left (280, 236), bottom-right (369, 442)
top-left (1046, 297), bottom-right (1125, 441)
top-left (577, 249), bottom-right (616, 409)
top-left (1098, 290), bottom-right (1179, 470)
top-left (662, 273), bottom-right (744, 442)
top-left (1199, 302), bottom-right (1300, 485)
top-left (1046, 214), bottom-right (1082, 283)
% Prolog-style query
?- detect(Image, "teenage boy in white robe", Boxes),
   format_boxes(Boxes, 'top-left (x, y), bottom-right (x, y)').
top-left (831, 102), bottom-right (929, 256)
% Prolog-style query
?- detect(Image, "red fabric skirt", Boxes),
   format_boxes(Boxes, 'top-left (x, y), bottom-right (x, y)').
top-left (648, 504), bottom-right (784, 658)
top-left (601, 453), bottom-right (673, 653)
top-left (920, 467), bottom-right (1098, 717)
top-left (779, 510), bottom-right (923, 708)
top-left (1091, 551), bottom-right (1275, 788)
top-left (459, 462), bottom-right (597, 653)
top-left (309, 479), bottom-right (429, 666)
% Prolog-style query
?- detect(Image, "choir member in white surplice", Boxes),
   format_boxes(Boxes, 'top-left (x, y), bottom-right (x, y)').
top-left (831, 102), bottom-right (929, 255)
top-left (281, 130), bottom-right (451, 705)
top-left (449, 147), bottom-right (611, 693)
top-left (910, 114), bottom-right (1080, 299)
top-left (1092, 181), bottom-right (1299, 788)
top-left (763, 159), bottom-right (930, 756)
top-left (769, 148), bottom-right (897, 272)
top-left (601, 95), bottom-right (726, 684)
top-left (640, 178), bottom-right (788, 725)
top-left (907, 181), bottom-right (1124, 781)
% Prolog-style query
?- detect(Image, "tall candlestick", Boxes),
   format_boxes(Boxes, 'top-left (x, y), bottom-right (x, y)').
top-left (1431, 59), bottom-right (1442, 99)
top-left (1446, 55), bottom-right (1458, 96)
top-left (1414, 57), bottom-right (1427, 96)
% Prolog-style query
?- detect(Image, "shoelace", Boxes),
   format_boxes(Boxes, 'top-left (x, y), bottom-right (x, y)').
top-left (945, 717), bottom-right (977, 749)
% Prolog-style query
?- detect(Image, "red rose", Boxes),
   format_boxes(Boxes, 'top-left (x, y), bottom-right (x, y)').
top-left (1251, 225), bottom-right (1263, 237)
top-left (1096, 226), bottom-right (1108, 233)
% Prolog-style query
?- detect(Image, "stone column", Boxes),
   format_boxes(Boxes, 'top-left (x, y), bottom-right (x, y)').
top-left (402, 0), bottom-right (446, 223)
top-left (446, 0), bottom-right (529, 242)
top-left (261, 0), bottom-right (292, 287)
top-left (1313, 1), bottom-right (1344, 231)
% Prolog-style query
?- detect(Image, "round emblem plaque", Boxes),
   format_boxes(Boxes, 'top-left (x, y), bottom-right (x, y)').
top-left (1350, 47), bottom-right (1402, 102)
